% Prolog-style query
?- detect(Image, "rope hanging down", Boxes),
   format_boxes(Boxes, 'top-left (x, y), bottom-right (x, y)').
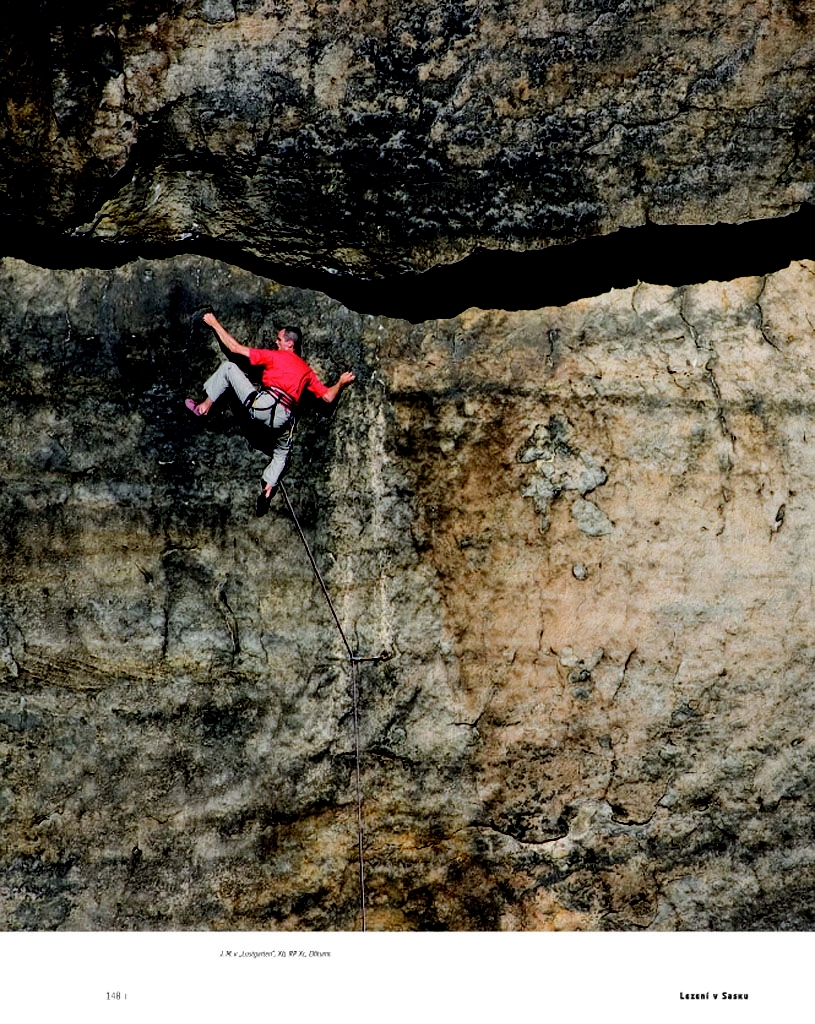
top-left (279, 481), bottom-right (389, 932)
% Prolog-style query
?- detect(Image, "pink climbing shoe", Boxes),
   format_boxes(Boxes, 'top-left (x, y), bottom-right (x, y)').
top-left (185, 399), bottom-right (205, 416)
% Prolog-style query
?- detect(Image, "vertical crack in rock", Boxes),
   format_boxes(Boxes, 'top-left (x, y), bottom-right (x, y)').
top-left (754, 276), bottom-right (781, 351)
top-left (214, 574), bottom-right (240, 662)
top-left (611, 648), bottom-right (638, 703)
top-left (678, 287), bottom-right (734, 444)
top-left (676, 286), bottom-right (737, 535)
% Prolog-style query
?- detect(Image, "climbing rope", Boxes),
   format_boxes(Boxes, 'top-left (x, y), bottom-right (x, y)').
top-left (279, 481), bottom-right (387, 932)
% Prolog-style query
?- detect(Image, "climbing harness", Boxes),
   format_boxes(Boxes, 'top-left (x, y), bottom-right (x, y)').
top-left (244, 386), bottom-right (297, 439)
top-left (279, 481), bottom-right (391, 932)
top-left (241, 387), bottom-right (297, 458)
top-left (243, 385), bottom-right (296, 419)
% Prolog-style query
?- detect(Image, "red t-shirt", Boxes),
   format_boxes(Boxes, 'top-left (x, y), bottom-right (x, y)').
top-left (248, 348), bottom-right (329, 403)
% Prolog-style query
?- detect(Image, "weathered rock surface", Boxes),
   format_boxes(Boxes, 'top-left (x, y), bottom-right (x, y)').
top-left (3, 253), bottom-right (815, 930)
top-left (3, 1), bottom-right (815, 274)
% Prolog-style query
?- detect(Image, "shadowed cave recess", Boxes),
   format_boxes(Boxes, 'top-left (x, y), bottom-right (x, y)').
top-left (5, 203), bottom-right (815, 321)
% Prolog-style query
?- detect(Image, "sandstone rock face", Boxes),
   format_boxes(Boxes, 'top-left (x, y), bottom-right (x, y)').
top-left (3, 253), bottom-right (815, 930)
top-left (3, 1), bottom-right (815, 273)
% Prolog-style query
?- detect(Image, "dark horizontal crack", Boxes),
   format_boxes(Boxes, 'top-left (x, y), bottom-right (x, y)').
top-left (2, 204), bottom-right (814, 322)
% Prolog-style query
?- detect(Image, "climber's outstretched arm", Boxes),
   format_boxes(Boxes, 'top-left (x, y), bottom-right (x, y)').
top-left (203, 312), bottom-right (251, 359)
top-left (321, 371), bottom-right (356, 404)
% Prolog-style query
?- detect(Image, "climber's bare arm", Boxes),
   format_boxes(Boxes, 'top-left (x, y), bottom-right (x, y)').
top-left (321, 371), bottom-right (356, 404)
top-left (203, 312), bottom-right (251, 359)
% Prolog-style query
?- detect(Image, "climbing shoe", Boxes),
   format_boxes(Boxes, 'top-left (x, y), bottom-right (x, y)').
top-left (255, 487), bottom-right (274, 518)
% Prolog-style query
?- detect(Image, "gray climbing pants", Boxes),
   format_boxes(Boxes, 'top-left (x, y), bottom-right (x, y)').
top-left (204, 360), bottom-right (294, 488)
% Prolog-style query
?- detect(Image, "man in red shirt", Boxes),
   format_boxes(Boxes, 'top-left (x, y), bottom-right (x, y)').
top-left (186, 312), bottom-right (356, 516)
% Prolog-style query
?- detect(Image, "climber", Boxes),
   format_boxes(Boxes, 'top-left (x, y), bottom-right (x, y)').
top-left (185, 312), bottom-right (356, 517)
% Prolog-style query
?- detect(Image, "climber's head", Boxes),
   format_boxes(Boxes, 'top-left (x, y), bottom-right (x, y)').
top-left (276, 326), bottom-right (302, 357)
